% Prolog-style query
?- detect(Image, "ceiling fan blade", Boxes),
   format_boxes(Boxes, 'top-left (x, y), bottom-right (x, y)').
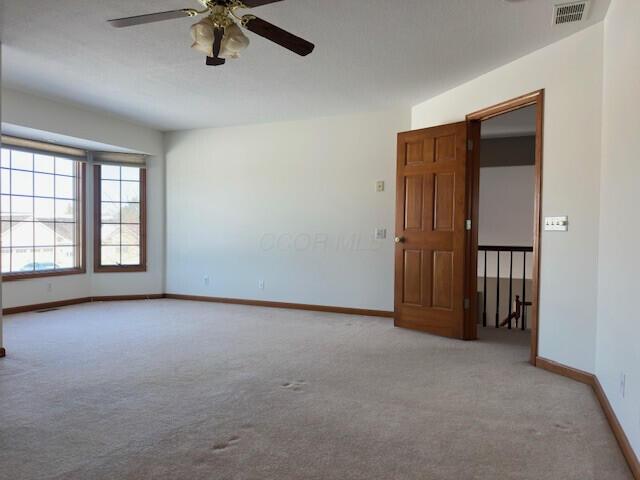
top-left (108, 9), bottom-right (195, 28)
top-left (243, 16), bottom-right (314, 56)
top-left (206, 27), bottom-right (226, 66)
top-left (241, 0), bottom-right (285, 7)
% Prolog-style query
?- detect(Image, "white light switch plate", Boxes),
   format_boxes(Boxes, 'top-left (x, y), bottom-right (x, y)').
top-left (375, 228), bottom-right (387, 240)
top-left (545, 216), bottom-right (569, 231)
top-left (376, 181), bottom-right (385, 192)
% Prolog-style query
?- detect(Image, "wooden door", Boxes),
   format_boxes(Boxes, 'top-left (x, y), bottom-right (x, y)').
top-left (394, 122), bottom-right (470, 339)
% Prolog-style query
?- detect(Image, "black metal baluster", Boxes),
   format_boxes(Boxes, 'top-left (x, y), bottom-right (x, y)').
top-left (508, 251), bottom-right (513, 329)
top-left (495, 250), bottom-right (500, 328)
top-left (483, 250), bottom-right (487, 327)
top-left (522, 251), bottom-right (527, 331)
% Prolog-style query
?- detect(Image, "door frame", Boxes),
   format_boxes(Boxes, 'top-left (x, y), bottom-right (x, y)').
top-left (465, 89), bottom-right (544, 365)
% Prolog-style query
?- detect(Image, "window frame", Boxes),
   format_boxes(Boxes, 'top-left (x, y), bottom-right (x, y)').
top-left (0, 148), bottom-right (87, 282)
top-left (93, 164), bottom-right (147, 273)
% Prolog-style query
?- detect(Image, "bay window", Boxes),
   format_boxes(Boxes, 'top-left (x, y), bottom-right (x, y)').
top-left (0, 145), bottom-right (86, 279)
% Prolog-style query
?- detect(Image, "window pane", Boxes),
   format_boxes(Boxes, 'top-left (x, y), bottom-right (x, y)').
top-left (121, 224), bottom-right (140, 245)
top-left (34, 198), bottom-right (55, 221)
top-left (12, 247), bottom-right (34, 272)
top-left (1, 168), bottom-right (10, 194)
top-left (11, 221), bottom-right (34, 247)
top-left (101, 202), bottom-right (120, 223)
top-left (121, 246), bottom-right (140, 265)
top-left (101, 224), bottom-right (121, 245)
top-left (34, 154), bottom-right (55, 173)
top-left (1, 222), bottom-right (11, 247)
top-left (1, 248), bottom-right (9, 273)
top-left (121, 181), bottom-right (140, 202)
top-left (1, 195), bottom-right (10, 220)
top-left (35, 222), bottom-right (55, 247)
top-left (121, 203), bottom-right (140, 224)
top-left (11, 170), bottom-right (33, 196)
top-left (101, 165), bottom-right (120, 180)
top-left (55, 158), bottom-right (74, 176)
top-left (34, 173), bottom-right (55, 197)
top-left (55, 246), bottom-right (75, 269)
top-left (35, 247), bottom-right (55, 270)
top-left (101, 246), bottom-right (120, 266)
top-left (1, 149), bottom-right (10, 168)
top-left (121, 167), bottom-right (139, 181)
top-left (55, 199), bottom-right (76, 222)
top-left (11, 196), bottom-right (33, 219)
top-left (101, 180), bottom-right (120, 201)
top-left (55, 175), bottom-right (74, 199)
top-left (56, 223), bottom-right (76, 246)
top-left (12, 151), bottom-right (33, 171)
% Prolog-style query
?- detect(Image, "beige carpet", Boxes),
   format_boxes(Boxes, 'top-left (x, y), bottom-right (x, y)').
top-left (0, 299), bottom-right (632, 480)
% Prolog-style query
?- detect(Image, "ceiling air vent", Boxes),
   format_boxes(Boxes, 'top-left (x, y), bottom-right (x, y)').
top-left (553, 1), bottom-right (591, 25)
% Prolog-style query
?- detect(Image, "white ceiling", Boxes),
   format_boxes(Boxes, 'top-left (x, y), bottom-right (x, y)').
top-left (0, 0), bottom-right (610, 131)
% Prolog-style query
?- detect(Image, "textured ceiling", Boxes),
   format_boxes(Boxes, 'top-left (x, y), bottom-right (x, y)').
top-left (0, 0), bottom-right (610, 131)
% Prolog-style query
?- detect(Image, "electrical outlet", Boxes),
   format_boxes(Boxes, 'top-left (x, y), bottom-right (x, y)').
top-left (258, 280), bottom-right (265, 290)
top-left (203, 276), bottom-right (210, 286)
top-left (620, 373), bottom-right (626, 398)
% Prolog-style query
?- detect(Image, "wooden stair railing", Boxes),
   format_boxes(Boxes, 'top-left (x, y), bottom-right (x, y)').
top-left (499, 295), bottom-right (533, 329)
top-left (478, 245), bottom-right (533, 330)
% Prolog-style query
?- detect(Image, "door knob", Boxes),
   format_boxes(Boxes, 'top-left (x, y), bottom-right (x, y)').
top-left (394, 236), bottom-right (405, 244)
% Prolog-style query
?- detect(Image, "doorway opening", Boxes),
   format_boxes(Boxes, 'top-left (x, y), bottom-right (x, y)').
top-left (392, 90), bottom-right (542, 364)
top-left (466, 91), bottom-right (544, 364)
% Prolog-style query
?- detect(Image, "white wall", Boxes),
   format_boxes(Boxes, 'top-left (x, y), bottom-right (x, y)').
top-left (165, 109), bottom-right (410, 311)
top-left (478, 165), bottom-right (535, 279)
top-left (596, 0), bottom-right (640, 458)
top-left (412, 24), bottom-right (604, 373)
top-left (1, 88), bottom-right (165, 308)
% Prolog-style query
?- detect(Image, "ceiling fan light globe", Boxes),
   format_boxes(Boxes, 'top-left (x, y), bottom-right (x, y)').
top-left (190, 18), bottom-right (215, 57)
top-left (220, 23), bottom-right (250, 59)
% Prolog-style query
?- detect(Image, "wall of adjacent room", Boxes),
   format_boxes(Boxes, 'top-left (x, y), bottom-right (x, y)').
top-left (0, 88), bottom-right (166, 308)
top-left (477, 165), bottom-right (535, 279)
top-left (164, 109), bottom-right (410, 311)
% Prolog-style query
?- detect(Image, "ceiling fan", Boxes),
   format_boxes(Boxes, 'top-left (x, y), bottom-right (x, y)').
top-left (108, 0), bottom-right (315, 66)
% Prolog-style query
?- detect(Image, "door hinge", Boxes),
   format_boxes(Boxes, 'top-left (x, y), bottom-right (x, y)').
top-left (465, 219), bottom-right (472, 231)
top-left (464, 298), bottom-right (470, 310)
top-left (467, 139), bottom-right (474, 151)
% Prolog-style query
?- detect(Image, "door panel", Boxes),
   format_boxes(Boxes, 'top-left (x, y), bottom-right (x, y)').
top-left (395, 122), bottom-right (469, 338)
top-left (434, 173), bottom-right (455, 231)
top-left (404, 176), bottom-right (424, 230)
top-left (403, 250), bottom-right (423, 305)
top-left (432, 251), bottom-right (453, 309)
